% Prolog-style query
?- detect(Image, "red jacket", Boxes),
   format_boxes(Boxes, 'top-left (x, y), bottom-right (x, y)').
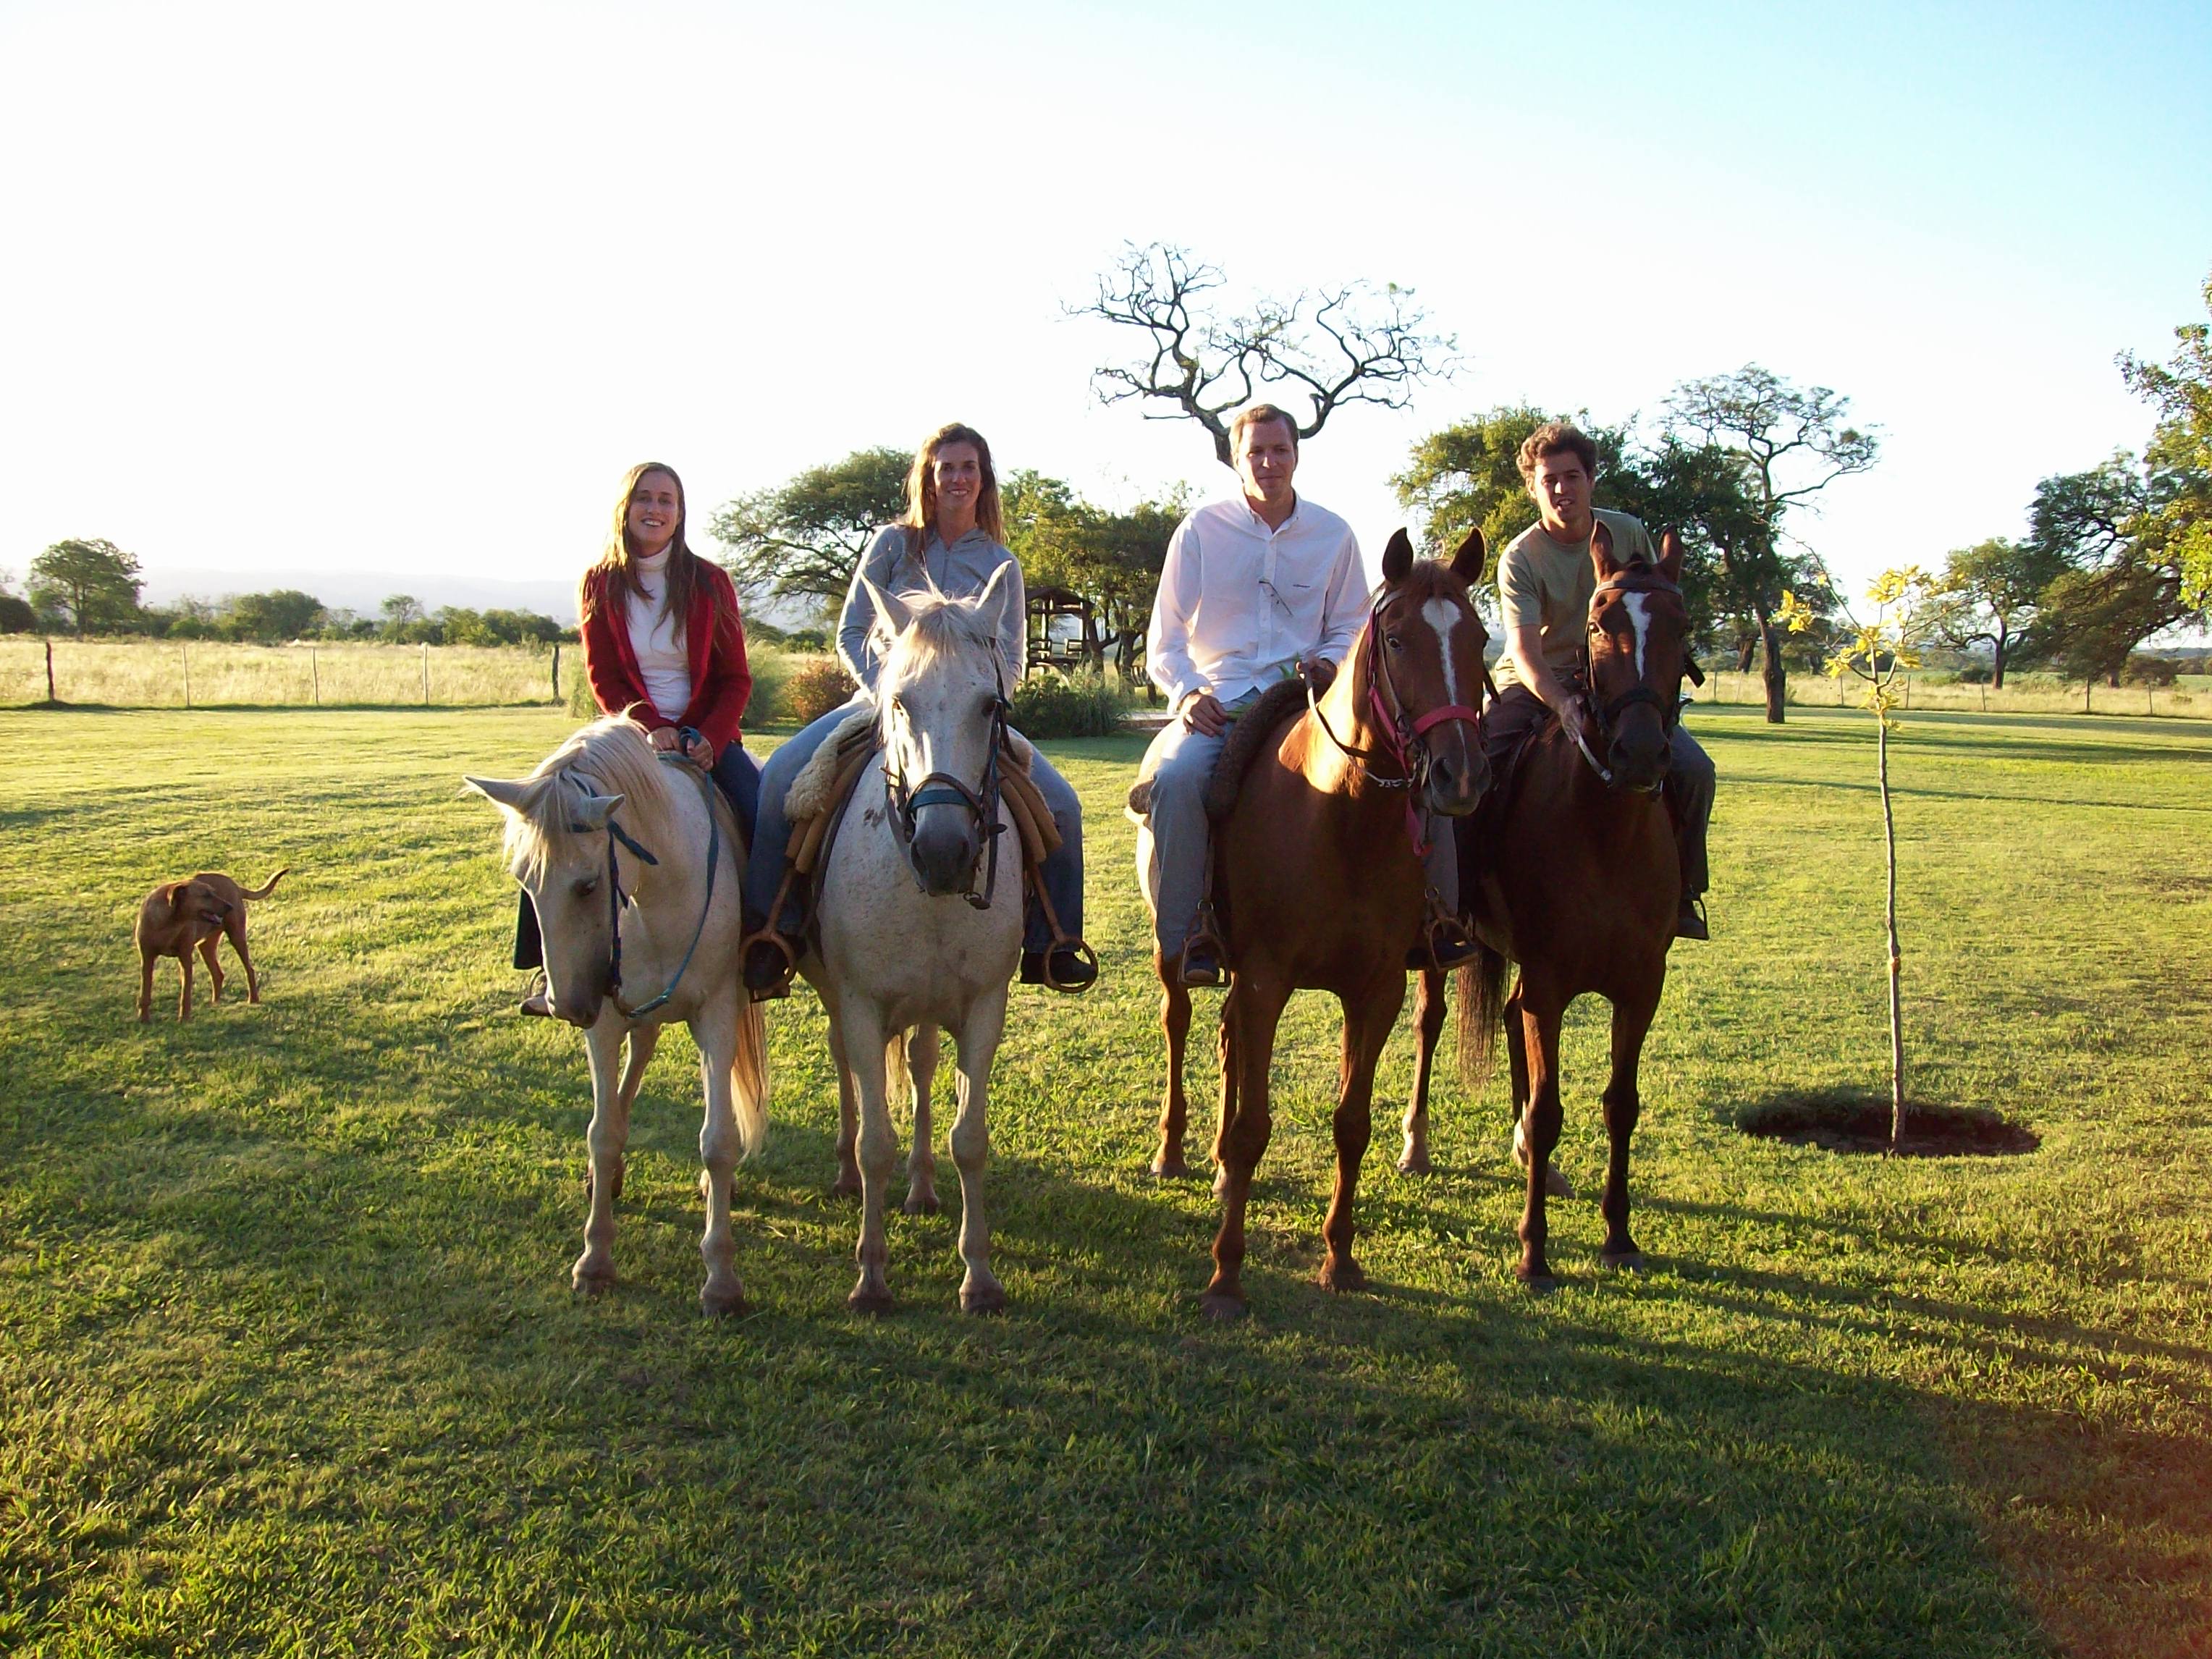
top-left (579, 560), bottom-right (752, 755)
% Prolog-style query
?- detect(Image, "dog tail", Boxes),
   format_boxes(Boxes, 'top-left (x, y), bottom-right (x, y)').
top-left (243, 867), bottom-right (290, 900)
top-left (730, 998), bottom-right (771, 1160)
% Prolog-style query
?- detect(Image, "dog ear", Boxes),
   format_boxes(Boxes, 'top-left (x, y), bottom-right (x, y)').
top-left (157, 882), bottom-right (186, 912)
top-left (1448, 525), bottom-right (1487, 586)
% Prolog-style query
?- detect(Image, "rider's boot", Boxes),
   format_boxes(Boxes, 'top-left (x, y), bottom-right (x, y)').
top-left (1675, 895), bottom-right (1709, 941)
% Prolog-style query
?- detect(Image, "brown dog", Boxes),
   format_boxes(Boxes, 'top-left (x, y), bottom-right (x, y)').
top-left (134, 868), bottom-right (288, 1022)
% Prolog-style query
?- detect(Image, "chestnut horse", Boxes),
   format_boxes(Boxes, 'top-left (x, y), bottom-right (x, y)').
top-left (1181, 528), bottom-right (1491, 1318)
top-left (1405, 524), bottom-right (1692, 1289)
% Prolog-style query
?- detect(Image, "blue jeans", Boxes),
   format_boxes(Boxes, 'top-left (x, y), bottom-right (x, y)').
top-left (516, 739), bottom-right (761, 969)
top-left (743, 701), bottom-right (1085, 952)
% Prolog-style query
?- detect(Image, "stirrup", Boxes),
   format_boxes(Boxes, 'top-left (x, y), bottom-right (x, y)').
top-left (1409, 893), bottom-right (1477, 971)
top-left (740, 928), bottom-right (800, 1002)
top-left (1042, 938), bottom-right (1099, 994)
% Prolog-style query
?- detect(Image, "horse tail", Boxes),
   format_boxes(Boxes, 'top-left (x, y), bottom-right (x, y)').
top-left (730, 997), bottom-right (770, 1160)
top-left (884, 1028), bottom-right (910, 1115)
top-left (1455, 943), bottom-right (1510, 1099)
top-left (244, 866), bottom-right (290, 900)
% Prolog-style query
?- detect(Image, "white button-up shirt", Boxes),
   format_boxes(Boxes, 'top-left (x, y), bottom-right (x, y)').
top-left (1146, 494), bottom-right (1369, 707)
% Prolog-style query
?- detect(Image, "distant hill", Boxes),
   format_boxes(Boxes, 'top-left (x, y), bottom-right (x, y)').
top-left (138, 567), bottom-right (583, 623)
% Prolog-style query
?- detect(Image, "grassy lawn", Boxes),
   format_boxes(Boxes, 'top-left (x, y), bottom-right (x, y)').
top-left (2, 702), bottom-right (2208, 1655)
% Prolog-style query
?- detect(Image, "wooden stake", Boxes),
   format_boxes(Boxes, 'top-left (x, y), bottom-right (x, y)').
top-left (552, 643), bottom-right (562, 704)
top-left (312, 646), bottom-right (321, 707)
top-left (182, 643), bottom-right (190, 709)
top-left (44, 638), bottom-right (56, 703)
top-left (422, 641), bottom-right (431, 706)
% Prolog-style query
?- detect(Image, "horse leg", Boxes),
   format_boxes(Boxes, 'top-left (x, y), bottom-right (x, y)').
top-left (1153, 971), bottom-right (1194, 1179)
top-left (950, 996), bottom-right (1010, 1314)
top-left (904, 1024), bottom-right (942, 1215)
top-left (842, 1002), bottom-right (898, 1314)
top-left (197, 936), bottom-right (225, 1005)
top-left (584, 1024), bottom-right (659, 1203)
top-left (1322, 976), bottom-right (1406, 1292)
top-left (1516, 994), bottom-right (1566, 1291)
top-left (573, 1019), bottom-right (630, 1294)
top-left (1203, 975), bottom-right (1286, 1319)
top-left (826, 1011), bottom-right (862, 1199)
top-left (1599, 991), bottom-right (1659, 1271)
top-left (691, 999), bottom-right (751, 1317)
top-left (1507, 979), bottom-right (1575, 1200)
top-left (1399, 964), bottom-right (1446, 1174)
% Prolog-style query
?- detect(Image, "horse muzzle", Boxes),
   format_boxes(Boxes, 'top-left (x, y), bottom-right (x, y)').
top-left (1421, 732), bottom-right (1491, 817)
top-left (1607, 733), bottom-right (1670, 795)
top-left (908, 809), bottom-right (982, 898)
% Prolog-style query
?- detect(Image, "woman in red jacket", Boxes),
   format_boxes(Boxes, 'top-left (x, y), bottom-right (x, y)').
top-left (516, 460), bottom-right (759, 1015)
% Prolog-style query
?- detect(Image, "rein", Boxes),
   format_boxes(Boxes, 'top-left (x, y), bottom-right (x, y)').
top-left (1305, 591), bottom-right (1484, 856)
top-left (565, 738), bottom-right (722, 1020)
top-left (881, 662), bottom-right (1010, 910)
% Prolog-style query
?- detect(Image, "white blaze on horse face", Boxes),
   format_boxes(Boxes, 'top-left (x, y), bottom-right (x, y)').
top-left (1624, 593), bottom-right (1653, 681)
top-left (1420, 598), bottom-right (1461, 705)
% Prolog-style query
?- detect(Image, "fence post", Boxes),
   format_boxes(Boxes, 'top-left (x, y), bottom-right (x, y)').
top-left (312, 646), bottom-right (320, 707)
top-left (422, 641), bottom-right (431, 707)
top-left (182, 643), bottom-right (190, 709)
top-left (45, 638), bottom-right (56, 704)
top-left (2083, 680), bottom-right (2091, 715)
top-left (551, 643), bottom-right (561, 704)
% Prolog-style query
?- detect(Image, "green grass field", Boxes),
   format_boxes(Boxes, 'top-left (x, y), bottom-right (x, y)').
top-left (4, 703), bottom-right (2208, 1655)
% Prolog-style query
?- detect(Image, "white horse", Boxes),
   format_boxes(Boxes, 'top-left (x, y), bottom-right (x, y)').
top-left (465, 716), bottom-right (768, 1315)
top-left (800, 570), bottom-right (1024, 1315)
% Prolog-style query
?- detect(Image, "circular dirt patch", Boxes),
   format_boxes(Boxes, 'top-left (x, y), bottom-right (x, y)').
top-left (1737, 1091), bottom-right (2038, 1157)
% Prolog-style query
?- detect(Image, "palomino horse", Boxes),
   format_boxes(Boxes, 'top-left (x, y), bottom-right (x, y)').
top-left (801, 570), bottom-right (1024, 1315)
top-left (1406, 524), bottom-right (1692, 1289)
top-left (1153, 528), bottom-right (1491, 1318)
top-left (465, 717), bottom-right (768, 1314)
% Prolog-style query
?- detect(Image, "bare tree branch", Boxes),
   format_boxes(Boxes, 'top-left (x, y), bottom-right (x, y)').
top-left (1075, 242), bottom-right (1456, 468)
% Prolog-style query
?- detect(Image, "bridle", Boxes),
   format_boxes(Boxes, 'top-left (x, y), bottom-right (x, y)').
top-left (1569, 570), bottom-right (1694, 791)
top-left (561, 735), bottom-right (722, 1021)
top-left (881, 661), bottom-right (1010, 910)
top-left (1307, 586), bottom-right (1489, 855)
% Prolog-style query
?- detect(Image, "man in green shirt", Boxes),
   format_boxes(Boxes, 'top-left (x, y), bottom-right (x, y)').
top-left (1485, 422), bottom-right (1714, 939)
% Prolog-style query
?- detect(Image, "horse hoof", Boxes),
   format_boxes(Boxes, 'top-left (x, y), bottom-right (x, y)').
top-left (1150, 1155), bottom-right (1193, 1181)
top-left (847, 1283), bottom-right (895, 1317)
top-left (960, 1278), bottom-right (1007, 1316)
top-left (1600, 1249), bottom-right (1646, 1273)
top-left (1517, 1267), bottom-right (1558, 1296)
top-left (1199, 1291), bottom-right (1247, 1321)
top-left (1397, 1150), bottom-right (1431, 1176)
top-left (903, 1190), bottom-right (940, 1217)
top-left (571, 1261), bottom-right (617, 1296)
top-left (1317, 1259), bottom-right (1367, 1293)
top-left (701, 1284), bottom-right (752, 1318)
top-left (1545, 1165), bottom-right (1574, 1200)
top-left (831, 1173), bottom-right (862, 1201)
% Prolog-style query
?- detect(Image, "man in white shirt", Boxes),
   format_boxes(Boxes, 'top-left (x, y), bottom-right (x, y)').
top-left (1141, 405), bottom-right (1464, 985)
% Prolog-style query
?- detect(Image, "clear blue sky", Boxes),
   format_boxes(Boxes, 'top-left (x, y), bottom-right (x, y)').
top-left (2, 0), bottom-right (2206, 607)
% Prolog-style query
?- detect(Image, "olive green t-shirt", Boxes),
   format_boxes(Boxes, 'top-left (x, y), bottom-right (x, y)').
top-left (1493, 509), bottom-right (1656, 690)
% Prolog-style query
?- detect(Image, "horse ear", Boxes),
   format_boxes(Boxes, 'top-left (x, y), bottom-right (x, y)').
top-left (1658, 528), bottom-right (1686, 583)
top-left (463, 774), bottom-right (532, 811)
top-left (975, 560), bottom-right (1017, 638)
top-left (1448, 525), bottom-right (1486, 585)
top-left (1589, 519), bottom-right (1624, 581)
top-left (1381, 528), bottom-right (1414, 585)
top-left (861, 575), bottom-right (912, 640)
top-left (570, 792), bottom-right (625, 831)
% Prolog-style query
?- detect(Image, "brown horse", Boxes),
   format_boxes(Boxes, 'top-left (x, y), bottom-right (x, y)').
top-left (1176, 528), bottom-right (1492, 1319)
top-left (1404, 523), bottom-right (1692, 1289)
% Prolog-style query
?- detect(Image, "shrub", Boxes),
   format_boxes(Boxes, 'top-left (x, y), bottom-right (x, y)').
top-left (2122, 654), bottom-right (2182, 687)
top-left (782, 628), bottom-right (830, 654)
top-left (782, 657), bottom-right (858, 725)
top-left (1010, 671), bottom-right (1129, 739)
top-left (1957, 663), bottom-right (1991, 684)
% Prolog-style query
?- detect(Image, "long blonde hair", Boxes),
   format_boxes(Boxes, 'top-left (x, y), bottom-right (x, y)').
top-left (898, 423), bottom-right (1005, 557)
top-left (579, 460), bottom-right (727, 646)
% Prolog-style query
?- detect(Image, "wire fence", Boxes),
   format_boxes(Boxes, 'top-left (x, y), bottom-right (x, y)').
top-left (1, 638), bottom-right (567, 709)
top-left (1692, 668), bottom-right (2211, 720)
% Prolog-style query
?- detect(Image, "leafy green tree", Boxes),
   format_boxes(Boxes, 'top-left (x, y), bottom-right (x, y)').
top-left (0, 594), bottom-right (32, 633)
top-left (1004, 470), bottom-right (1183, 690)
top-left (1662, 366), bottom-right (1880, 723)
top-left (2120, 267), bottom-right (2212, 613)
top-left (1932, 538), bottom-right (2063, 688)
top-left (2022, 453), bottom-right (2204, 685)
top-left (1392, 406), bottom-right (1559, 578)
top-left (29, 539), bottom-right (143, 634)
top-left (225, 589), bottom-right (325, 643)
top-left (711, 447), bottom-right (911, 612)
top-left (480, 608), bottom-right (565, 646)
top-left (381, 594), bottom-right (425, 628)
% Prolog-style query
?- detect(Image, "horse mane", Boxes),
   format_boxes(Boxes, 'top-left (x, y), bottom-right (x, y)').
top-left (501, 714), bottom-right (680, 881)
top-left (876, 590), bottom-right (1001, 709)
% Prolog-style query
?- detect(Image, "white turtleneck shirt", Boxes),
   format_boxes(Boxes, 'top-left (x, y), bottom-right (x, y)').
top-left (625, 549), bottom-right (692, 719)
